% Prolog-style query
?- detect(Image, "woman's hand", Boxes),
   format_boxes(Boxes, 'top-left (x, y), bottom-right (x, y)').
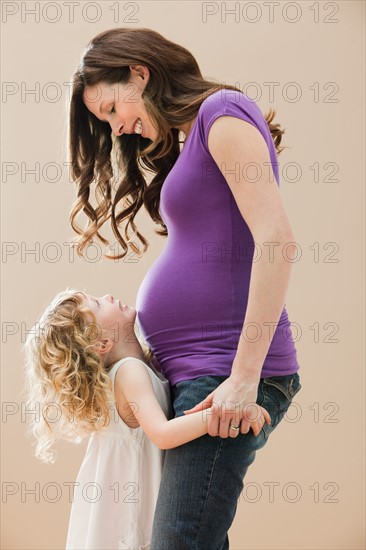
top-left (183, 375), bottom-right (271, 438)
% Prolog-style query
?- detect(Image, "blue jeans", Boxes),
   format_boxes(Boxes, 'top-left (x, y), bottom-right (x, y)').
top-left (150, 371), bottom-right (302, 550)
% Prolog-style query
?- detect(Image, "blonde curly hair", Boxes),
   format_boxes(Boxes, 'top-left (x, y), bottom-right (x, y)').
top-left (21, 287), bottom-right (152, 464)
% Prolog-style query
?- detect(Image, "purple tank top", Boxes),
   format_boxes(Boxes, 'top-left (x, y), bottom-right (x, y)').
top-left (136, 89), bottom-right (300, 386)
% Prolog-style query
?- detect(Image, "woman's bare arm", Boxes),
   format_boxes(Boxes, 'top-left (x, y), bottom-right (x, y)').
top-left (181, 115), bottom-right (295, 438)
top-left (207, 116), bottom-right (296, 382)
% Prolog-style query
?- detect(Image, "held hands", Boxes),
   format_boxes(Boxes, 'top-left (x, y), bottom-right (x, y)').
top-left (183, 375), bottom-right (271, 438)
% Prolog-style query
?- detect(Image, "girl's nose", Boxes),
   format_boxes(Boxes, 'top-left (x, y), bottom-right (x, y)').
top-left (102, 294), bottom-right (114, 303)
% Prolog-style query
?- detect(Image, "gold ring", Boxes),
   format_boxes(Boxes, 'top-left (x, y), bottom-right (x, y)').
top-left (229, 424), bottom-right (240, 431)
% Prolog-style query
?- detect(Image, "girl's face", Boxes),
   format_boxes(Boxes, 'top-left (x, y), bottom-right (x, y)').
top-left (82, 66), bottom-right (158, 140)
top-left (83, 293), bottom-right (136, 339)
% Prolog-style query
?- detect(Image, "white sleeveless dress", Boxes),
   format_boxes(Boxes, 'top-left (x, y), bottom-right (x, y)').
top-left (65, 356), bottom-right (172, 550)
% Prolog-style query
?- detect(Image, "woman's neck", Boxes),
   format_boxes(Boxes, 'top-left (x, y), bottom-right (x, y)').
top-left (179, 116), bottom-right (197, 141)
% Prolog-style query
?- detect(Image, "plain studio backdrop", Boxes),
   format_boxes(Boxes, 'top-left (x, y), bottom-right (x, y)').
top-left (1, 1), bottom-right (365, 549)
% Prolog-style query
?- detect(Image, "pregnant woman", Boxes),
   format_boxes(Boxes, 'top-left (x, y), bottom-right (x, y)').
top-left (69, 27), bottom-right (302, 549)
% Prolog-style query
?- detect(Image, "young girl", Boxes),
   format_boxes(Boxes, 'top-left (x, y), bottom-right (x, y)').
top-left (23, 287), bottom-right (270, 550)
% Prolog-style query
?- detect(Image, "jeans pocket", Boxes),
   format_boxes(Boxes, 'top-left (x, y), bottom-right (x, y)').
top-left (261, 372), bottom-right (302, 437)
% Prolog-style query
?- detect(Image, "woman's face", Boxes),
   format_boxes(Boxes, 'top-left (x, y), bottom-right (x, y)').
top-left (83, 67), bottom-right (158, 140)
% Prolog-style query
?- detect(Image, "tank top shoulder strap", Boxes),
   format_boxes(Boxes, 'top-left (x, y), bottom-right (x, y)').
top-left (107, 356), bottom-right (149, 383)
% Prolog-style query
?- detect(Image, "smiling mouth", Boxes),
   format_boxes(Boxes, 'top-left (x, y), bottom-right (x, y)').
top-left (133, 118), bottom-right (143, 135)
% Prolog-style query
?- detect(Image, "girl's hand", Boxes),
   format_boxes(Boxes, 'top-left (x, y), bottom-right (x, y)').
top-left (183, 375), bottom-right (271, 438)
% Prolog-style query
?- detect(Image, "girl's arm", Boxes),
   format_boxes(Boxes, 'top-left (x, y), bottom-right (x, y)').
top-left (114, 358), bottom-right (210, 450)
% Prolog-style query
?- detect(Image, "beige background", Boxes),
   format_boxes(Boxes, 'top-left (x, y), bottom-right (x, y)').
top-left (1, 1), bottom-right (365, 549)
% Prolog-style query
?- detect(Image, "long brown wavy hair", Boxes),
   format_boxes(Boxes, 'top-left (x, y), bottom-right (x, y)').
top-left (22, 288), bottom-right (153, 464)
top-left (69, 27), bottom-right (286, 260)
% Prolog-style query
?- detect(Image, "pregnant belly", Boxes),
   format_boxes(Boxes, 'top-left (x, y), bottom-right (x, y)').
top-left (135, 248), bottom-right (300, 382)
top-left (135, 250), bottom-right (242, 348)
